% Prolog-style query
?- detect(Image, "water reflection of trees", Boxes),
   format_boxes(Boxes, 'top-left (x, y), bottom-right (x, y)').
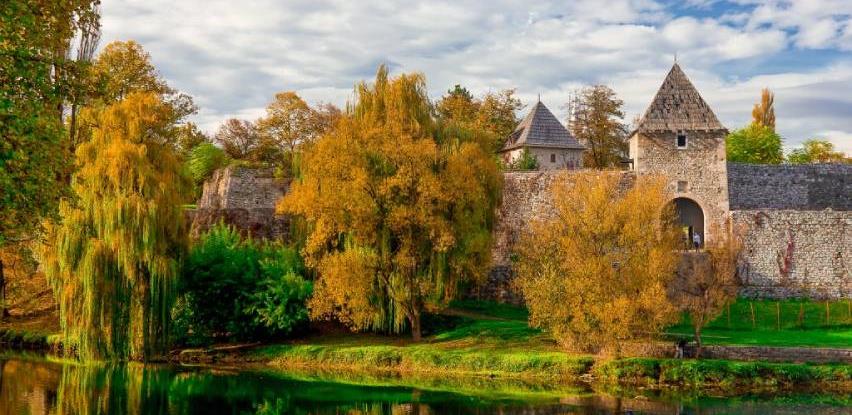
top-left (1, 357), bottom-right (850, 415)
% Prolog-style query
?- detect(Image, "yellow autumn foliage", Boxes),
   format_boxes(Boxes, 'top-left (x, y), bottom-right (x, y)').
top-left (38, 92), bottom-right (190, 360)
top-left (279, 66), bottom-right (501, 340)
top-left (514, 171), bottom-right (680, 352)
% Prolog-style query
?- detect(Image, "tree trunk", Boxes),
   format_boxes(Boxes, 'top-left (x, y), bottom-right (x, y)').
top-left (409, 310), bottom-right (422, 342)
top-left (693, 325), bottom-right (702, 358)
top-left (0, 259), bottom-right (7, 320)
top-left (749, 302), bottom-right (756, 329)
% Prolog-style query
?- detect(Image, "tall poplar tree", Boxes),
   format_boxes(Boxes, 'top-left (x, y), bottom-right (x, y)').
top-left (39, 92), bottom-right (190, 360)
top-left (751, 88), bottom-right (776, 130)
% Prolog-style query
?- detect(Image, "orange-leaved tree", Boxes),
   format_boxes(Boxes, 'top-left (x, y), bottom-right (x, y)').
top-left (279, 66), bottom-right (501, 340)
top-left (514, 172), bottom-right (681, 353)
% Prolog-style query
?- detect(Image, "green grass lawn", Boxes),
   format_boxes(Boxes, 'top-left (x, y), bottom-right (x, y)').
top-left (253, 299), bottom-right (852, 389)
top-left (667, 299), bottom-right (852, 348)
top-left (254, 299), bottom-right (598, 379)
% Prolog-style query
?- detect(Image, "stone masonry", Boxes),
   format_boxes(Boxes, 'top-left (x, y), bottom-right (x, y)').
top-left (732, 209), bottom-right (851, 298)
top-left (189, 166), bottom-right (290, 241)
top-left (728, 163), bottom-right (852, 210)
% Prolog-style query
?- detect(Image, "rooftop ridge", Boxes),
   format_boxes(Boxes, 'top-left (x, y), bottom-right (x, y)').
top-left (635, 63), bottom-right (726, 134)
top-left (502, 101), bottom-right (584, 151)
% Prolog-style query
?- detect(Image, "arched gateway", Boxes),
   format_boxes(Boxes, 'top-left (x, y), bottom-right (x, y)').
top-left (628, 63), bottom-right (730, 248)
top-left (673, 197), bottom-right (704, 248)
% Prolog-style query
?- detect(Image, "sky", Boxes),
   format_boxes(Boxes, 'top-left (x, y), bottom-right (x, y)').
top-left (99, 0), bottom-right (852, 153)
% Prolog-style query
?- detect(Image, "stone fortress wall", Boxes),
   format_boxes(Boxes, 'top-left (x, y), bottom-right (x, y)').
top-left (727, 163), bottom-right (852, 210)
top-left (192, 164), bottom-right (852, 300)
top-left (728, 163), bottom-right (852, 298)
top-left (189, 166), bottom-right (290, 241)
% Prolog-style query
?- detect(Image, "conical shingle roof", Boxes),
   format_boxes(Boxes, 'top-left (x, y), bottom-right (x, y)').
top-left (502, 101), bottom-right (584, 152)
top-left (636, 63), bottom-right (726, 133)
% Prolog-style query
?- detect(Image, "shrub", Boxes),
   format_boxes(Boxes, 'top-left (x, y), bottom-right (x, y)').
top-left (508, 148), bottom-right (539, 170)
top-left (186, 142), bottom-right (230, 190)
top-left (174, 224), bottom-right (311, 345)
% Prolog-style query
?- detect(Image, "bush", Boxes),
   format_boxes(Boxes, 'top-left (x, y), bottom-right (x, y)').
top-left (185, 142), bottom-right (230, 193)
top-left (174, 224), bottom-right (311, 345)
top-left (508, 148), bottom-right (539, 170)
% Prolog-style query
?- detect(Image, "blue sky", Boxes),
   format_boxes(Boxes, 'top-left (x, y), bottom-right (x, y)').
top-left (100, 0), bottom-right (852, 153)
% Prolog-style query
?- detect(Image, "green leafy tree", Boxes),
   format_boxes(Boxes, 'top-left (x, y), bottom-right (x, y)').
top-left (0, 0), bottom-right (100, 318)
top-left (280, 66), bottom-right (502, 340)
top-left (477, 89), bottom-right (523, 151)
top-left (726, 123), bottom-right (784, 164)
top-left (436, 85), bottom-right (523, 153)
top-left (509, 148), bottom-right (540, 170)
top-left (787, 139), bottom-right (850, 164)
top-left (186, 142), bottom-right (231, 197)
top-left (38, 92), bottom-right (190, 360)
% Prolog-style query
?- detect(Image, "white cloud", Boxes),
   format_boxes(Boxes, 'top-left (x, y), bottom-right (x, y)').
top-left (98, 0), bottom-right (852, 155)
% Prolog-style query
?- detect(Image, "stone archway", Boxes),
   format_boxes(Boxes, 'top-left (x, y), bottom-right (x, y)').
top-left (673, 197), bottom-right (705, 249)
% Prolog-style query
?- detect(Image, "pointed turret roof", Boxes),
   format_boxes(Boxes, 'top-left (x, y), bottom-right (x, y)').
top-left (635, 63), bottom-right (726, 133)
top-left (501, 101), bottom-right (584, 152)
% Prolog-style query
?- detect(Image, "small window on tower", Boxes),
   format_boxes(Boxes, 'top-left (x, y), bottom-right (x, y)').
top-left (550, 154), bottom-right (556, 163)
top-left (677, 133), bottom-right (687, 149)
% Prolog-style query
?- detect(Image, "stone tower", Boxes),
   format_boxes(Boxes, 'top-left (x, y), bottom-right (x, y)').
top-left (628, 63), bottom-right (730, 246)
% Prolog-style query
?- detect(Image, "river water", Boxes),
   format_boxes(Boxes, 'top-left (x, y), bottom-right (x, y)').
top-left (0, 354), bottom-right (849, 414)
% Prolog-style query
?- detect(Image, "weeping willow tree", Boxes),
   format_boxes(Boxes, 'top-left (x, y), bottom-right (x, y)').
top-left (40, 92), bottom-right (189, 360)
top-left (280, 66), bottom-right (501, 340)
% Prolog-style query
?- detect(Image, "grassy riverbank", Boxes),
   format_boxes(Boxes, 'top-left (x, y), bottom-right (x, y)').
top-left (667, 299), bottom-right (852, 348)
top-left (249, 300), bottom-right (852, 391)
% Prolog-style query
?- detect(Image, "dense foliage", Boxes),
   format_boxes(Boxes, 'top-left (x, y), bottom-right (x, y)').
top-left (256, 91), bottom-right (341, 173)
top-left (568, 85), bottom-right (629, 168)
top-left (38, 92), bottom-right (190, 360)
top-left (514, 172), bottom-right (681, 352)
top-left (787, 139), bottom-right (850, 164)
top-left (88, 40), bottom-right (197, 149)
top-left (436, 85), bottom-right (523, 152)
top-left (508, 148), bottom-right (540, 170)
top-left (0, 1), bottom-right (100, 316)
top-left (186, 142), bottom-right (230, 191)
top-left (174, 224), bottom-right (311, 345)
top-left (726, 123), bottom-right (784, 164)
top-left (280, 66), bottom-right (502, 340)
